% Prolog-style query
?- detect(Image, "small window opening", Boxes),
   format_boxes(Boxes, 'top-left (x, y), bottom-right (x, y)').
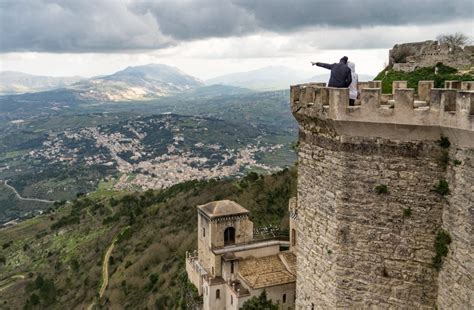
top-left (230, 261), bottom-right (234, 274)
top-left (216, 289), bottom-right (220, 299)
top-left (283, 294), bottom-right (287, 303)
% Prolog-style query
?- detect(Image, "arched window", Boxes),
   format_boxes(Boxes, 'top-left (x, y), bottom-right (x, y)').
top-left (224, 227), bottom-right (236, 245)
top-left (291, 229), bottom-right (296, 246)
top-left (203, 227), bottom-right (206, 237)
top-left (283, 294), bottom-right (287, 303)
top-left (231, 295), bottom-right (233, 305)
top-left (216, 289), bottom-right (220, 299)
top-left (230, 261), bottom-right (234, 274)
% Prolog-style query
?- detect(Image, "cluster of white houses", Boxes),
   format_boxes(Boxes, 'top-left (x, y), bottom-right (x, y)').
top-left (186, 199), bottom-right (298, 309)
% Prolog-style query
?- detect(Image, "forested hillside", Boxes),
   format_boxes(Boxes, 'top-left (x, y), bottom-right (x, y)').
top-left (0, 168), bottom-right (296, 309)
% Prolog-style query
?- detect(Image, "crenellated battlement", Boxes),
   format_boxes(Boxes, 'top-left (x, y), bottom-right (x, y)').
top-left (292, 80), bottom-right (474, 309)
top-left (291, 80), bottom-right (474, 134)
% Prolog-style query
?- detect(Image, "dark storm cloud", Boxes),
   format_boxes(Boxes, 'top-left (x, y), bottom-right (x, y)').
top-left (0, 0), bottom-right (472, 53)
top-left (0, 0), bottom-right (174, 53)
top-left (131, 0), bottom-right (473, 40)
top-left (130, 1), bottom-right (258, 41)
top-left (234, 0), bottom-right (473, 31)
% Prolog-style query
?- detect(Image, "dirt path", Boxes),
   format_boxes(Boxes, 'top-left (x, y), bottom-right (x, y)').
top-left (3, 180), bottom-right (54, 204)
top-left (87, 227), bottom-right (129, 309)
top-left (0, 274), bottom-right (26, 292)
top-left (87, 240), bottom-right (116, 310)
top-left (99, 240), bottom-right (116, 298)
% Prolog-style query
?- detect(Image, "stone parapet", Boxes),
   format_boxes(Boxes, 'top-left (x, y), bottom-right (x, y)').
top-left (291, 82), bottom-right (474, 138)
top-left (186, 250), bottom-right (207, 295)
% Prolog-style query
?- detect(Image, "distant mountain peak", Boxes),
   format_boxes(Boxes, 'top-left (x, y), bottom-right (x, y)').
top-left (67, 64), bottom-right (203, 102)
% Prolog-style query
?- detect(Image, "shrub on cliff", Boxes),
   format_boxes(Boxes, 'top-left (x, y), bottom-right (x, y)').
top-left (375, 184), bottom-right (388, 195)
top-left (434, 180), bottom-right (450, 196)
top-left (432, 230), bottom-right (452, 270)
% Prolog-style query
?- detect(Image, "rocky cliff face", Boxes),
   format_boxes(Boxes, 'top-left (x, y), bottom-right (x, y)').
top-left (389, 40), bottom-right (473, 72)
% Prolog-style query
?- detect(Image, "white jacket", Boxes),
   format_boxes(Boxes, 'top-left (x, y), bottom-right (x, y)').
top-left (347, 62), bottom-right (358, 100)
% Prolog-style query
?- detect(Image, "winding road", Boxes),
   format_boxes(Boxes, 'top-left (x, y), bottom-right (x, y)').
top-left (2, 180), bottom-right (54, 204)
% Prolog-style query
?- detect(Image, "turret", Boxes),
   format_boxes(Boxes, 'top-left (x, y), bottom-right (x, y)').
top-left (197, 200), bottom-right (253, 277)
top-left (290, 80), bottom-right (473, 309)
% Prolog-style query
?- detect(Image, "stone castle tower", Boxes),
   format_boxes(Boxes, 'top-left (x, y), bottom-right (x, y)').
top-left (290, 81), bottom-right (473, 308)
top-left (186, 200), bottom-right (296, 309)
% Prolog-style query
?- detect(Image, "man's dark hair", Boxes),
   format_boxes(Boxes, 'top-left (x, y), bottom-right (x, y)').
top-left (340, 56), bottom-right (348, 63)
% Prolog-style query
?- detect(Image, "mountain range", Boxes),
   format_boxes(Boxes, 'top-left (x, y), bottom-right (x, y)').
top-left (69, 64), bottom-right (203, 102)
top-left (0, 64), bottom-right (375, 120)
top-left (206, 65), bottom-right (374, 90)
top-left (206, 66), bottom-right (314, 90)
top-left (0, 71), bottom-right (83, 95)
top-left (0, 64), bottom-right (203, 103)
top-left (1, 64), bottom-right (374, 99)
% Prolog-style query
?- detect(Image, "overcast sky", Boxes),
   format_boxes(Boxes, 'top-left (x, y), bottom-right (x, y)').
top-left (0, 0), bottom-right (473, 79)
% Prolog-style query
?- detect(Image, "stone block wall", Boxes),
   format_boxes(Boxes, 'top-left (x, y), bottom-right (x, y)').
top-left (210, 216), bottom-right (253, 249)
top-left (291, 83), bottom-right (473, 309)
top-left (296, 125), bottom-right (444, 308)
top-left (438, 146), bottom-right (474, 309)
top-left (198, 215), bottom-right (212, 271)
top-left (197, 212), bottom-right (253, 276)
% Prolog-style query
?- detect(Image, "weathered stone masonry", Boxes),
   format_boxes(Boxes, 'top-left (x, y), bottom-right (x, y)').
top-left (290, 83), bottom-right (473, 309)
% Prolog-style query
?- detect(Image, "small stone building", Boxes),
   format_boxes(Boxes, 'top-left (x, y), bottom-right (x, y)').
top-left (186, 200), bottom-right (296, 309)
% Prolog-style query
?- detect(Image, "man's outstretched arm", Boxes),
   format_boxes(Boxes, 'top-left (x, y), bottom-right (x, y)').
top-left (313, 62), bottom-right (333, 70)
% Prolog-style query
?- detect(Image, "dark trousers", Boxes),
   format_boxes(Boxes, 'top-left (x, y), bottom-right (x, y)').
top-left (349, 99), bottom-right (355, 106)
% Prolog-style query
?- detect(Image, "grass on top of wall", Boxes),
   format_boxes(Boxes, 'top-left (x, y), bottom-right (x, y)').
top-left (374, 63), bottom-right (473, 94)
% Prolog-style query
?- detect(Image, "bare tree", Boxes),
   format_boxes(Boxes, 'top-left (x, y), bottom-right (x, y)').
top-left (437, 33), bottom-right (469, 49)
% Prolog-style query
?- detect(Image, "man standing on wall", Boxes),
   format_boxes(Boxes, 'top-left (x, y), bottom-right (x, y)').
top-left (312, 56), bottom-right (352, 88)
